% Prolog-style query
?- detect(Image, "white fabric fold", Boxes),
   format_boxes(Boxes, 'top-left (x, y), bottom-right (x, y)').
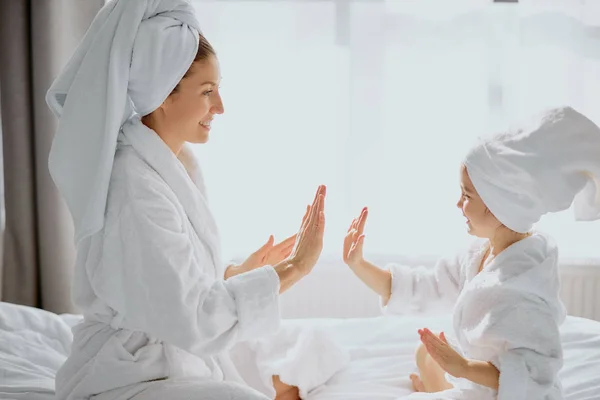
top-left (46, 0), bottom-right (201, 244)
top-left (230, 322), bottom-right (351, 399)
top-left (381, 241), bottom-right (484, 316)
top-left (463, 106), bottom-right (600, 233)
top-left (119, 117), bottom-right (222, 268)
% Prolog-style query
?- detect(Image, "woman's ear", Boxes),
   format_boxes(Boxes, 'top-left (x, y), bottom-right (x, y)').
top-left (141, 101), bottom-right (167, 128)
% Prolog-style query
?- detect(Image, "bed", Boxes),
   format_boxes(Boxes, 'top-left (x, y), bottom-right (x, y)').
top-left (1, 301), bottom-right (599, 399)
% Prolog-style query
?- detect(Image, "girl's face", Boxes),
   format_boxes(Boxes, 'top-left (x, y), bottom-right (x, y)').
top-left (456, 164), bottom-right (502, 238)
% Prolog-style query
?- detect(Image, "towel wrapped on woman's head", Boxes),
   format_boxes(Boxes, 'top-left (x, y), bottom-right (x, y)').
top-left (46, 0), bottom-right (201, 245)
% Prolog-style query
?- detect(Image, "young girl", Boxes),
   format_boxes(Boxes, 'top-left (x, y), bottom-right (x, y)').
top-left (342, 106), bottom-right (600, 399)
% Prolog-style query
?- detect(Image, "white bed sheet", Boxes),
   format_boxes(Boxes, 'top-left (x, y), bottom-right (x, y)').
top-left (1, 302), bottom-right (599, 399)
top-left (301, 314), bottom-right (600, 400)
top-left (0, 302), bottom-right (75, 400)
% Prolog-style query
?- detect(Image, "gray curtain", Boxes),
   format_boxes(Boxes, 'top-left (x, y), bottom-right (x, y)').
top-left (0, 0), bottom-right (104, 313)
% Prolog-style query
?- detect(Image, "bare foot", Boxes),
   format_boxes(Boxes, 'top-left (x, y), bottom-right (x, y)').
top-left (273, 375), bottom-right (301, 400)
top-left (410, 373), bottom-right (426, 392)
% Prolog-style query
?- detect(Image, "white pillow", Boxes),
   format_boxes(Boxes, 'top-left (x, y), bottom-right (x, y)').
top-left (0, 302), bottom-right (78, 396)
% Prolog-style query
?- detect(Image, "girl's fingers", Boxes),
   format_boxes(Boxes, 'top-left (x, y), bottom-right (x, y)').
top-left (423, 331), bottom-right (443, 347)
top-left (348, 218), bottom-right (356, 232)
top-left (440, 332), bottom-right (448, 343)
top-left (357, 208), bottom-right (368, 235)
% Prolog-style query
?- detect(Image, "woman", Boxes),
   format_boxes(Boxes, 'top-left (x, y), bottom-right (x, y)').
top-left (342, 106), bottom-right (600, 399)
top-left (46, 1), bottom-right (327, 399)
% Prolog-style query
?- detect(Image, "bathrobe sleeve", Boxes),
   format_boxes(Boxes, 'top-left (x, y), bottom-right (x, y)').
top-left (381, 252), bottom-right (465, 315)
top-left (92, 177), bottom-right (281, 357)
top-left (484, 294), bottom-right (563, 400)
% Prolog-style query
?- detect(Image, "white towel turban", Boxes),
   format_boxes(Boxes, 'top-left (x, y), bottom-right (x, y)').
top-left (46, 0), bottom-right (201, 244)
top-left (463, 106), bottom-right (600, 234)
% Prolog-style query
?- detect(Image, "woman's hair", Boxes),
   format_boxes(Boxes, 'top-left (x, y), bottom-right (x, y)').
top-left (194, 33), bottom-right (216, 62)
top-left (171, 34), bottom-right (216, 94)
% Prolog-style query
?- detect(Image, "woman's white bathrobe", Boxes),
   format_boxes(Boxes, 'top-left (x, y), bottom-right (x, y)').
top-left (384, 233), bottom-right (567, 400)
top-left (53, 120), bottom-right (350, 400)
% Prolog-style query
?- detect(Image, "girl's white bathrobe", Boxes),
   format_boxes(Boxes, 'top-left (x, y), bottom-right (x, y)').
top-left (54, 120), bottom-right (348, 400)
top-left (384, 233), bottom-right (567, 400)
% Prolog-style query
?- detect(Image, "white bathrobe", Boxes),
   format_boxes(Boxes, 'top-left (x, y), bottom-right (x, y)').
top-left (54, 120), bottom-right (349, 400)
top-left (54, 121), bottom-right (281, 399)
top-left (383, 233), bottom-right (567, 400)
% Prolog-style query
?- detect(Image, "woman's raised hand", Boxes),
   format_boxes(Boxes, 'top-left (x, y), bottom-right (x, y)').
top-left (288, 185), bottom-right (326, 276)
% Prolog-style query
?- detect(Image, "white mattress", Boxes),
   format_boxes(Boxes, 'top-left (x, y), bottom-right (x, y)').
top-left (1, 302), bottom-right (599, 399)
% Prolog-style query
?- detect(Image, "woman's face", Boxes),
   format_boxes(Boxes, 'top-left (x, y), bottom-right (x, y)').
top-left (456, 164), bottom-right (501, 238)
top-left (157, 55), bottom-right (224, 147)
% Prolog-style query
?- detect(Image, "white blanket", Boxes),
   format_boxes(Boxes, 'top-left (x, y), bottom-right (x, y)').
top-left (0, 303), bottom-right (74, 400)
top-left (2, 302), bottom-right (600, 400)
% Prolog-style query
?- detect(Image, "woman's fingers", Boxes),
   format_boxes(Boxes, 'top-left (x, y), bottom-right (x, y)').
top-left (295, 185), bottom-right (326, 250)
top-left (296, 185), bottom-right (323, 243)
top-left (305, 187), bottom-right (323, 231)
top-left (282, 247), bottom-right (293, 259)
top-left (300, 185), bottom-right (322, 232)
top-left (308, 193), bottom-right (324, 231)
top-left (310, 193), bottom-right (325, 242)
top-left (282, 238), bottom-right (296, 258)
top-left (275, 234), bottom-right (296, 251)
top-left (283, 239), bottom-right (296, 252)
top-left (317, 210), bottom-right (325, 238)
top-left (302, 205), bottom-right (310, 224)
top-left (299, 204), bottom-right (311, 232)
top-left (312, 186), bottom-right (325, 209)
top-left (257, 235), bottom-right (274, 255)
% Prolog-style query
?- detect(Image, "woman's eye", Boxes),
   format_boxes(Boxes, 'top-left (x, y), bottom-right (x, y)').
top-left (203, 90), bottom-right (213, 96)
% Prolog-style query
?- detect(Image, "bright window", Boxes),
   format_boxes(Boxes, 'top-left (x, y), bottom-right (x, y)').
top-left (191, 0), bottom-right (600, 263)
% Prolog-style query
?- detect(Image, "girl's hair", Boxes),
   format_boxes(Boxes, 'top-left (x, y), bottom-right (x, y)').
top-left (171, 34), bottom-right (216, 94)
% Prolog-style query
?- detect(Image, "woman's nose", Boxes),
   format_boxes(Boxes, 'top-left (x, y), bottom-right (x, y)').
top-left (211, 92), bottom-right (224, 115)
